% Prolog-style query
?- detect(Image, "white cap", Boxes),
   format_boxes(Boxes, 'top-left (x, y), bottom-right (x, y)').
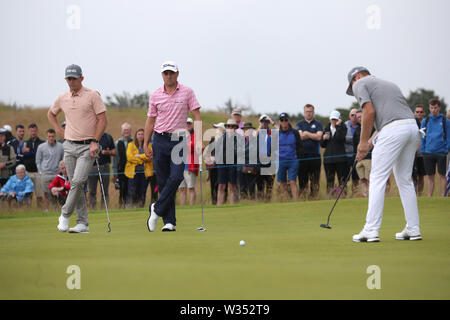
top-left (259, 114), bottom-right (269, 121)
top-left (226, 119), bottom-right (238, 127)
top-left (3, 125), bottom-right (12, 132)
top-left (161, 60), bottom-right (178, 73)
top-left (330, 110), bottom-right (341, 120)
top-left (187, 117), bottom-right (193, 123)
top-left (213, 122), bottom-right (225, 130)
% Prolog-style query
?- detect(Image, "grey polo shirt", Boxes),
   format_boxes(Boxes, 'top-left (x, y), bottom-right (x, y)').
top-left (352, 75), bottom-right (414, 131)
top-left (36, 141), bottom-right (64, 174)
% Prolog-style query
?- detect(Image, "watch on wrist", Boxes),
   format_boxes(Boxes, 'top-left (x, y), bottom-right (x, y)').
top-left (92, 139), bottom-right (99, 143)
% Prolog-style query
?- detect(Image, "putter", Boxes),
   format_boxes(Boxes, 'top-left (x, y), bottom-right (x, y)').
top-left (95, 157), bottom-right (111, 233)
top-left (197, 154), bottom-right (206, 232)
top-left (320, 160), bottom-right (357, 229)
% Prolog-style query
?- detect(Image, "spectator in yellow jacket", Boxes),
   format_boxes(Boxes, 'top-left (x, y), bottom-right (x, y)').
top-left (125, 128), bottom-right (154, 207)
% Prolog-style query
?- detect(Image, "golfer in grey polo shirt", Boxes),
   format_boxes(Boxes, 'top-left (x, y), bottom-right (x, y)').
top-left (347, 66), bottom-right (422, 242)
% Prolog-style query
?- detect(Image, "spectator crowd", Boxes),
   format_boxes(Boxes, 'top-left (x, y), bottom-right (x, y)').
top-left (1, 98), bottom-right (449, 210)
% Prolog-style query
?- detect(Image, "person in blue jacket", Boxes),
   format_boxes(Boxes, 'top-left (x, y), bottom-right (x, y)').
top-left (0, 164), bottom-right (34, 206)
top-left (420, 98), bottom-right (450, 197)
top-left (277, 113), bottom-right (303, 201)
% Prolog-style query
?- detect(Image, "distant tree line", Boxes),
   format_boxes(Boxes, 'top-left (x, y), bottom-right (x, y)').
top-left (105, 91), bottom-right (150, 109)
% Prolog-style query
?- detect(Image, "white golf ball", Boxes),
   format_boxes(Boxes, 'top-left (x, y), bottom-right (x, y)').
top-left (240, 240), bottom-right (246, 246)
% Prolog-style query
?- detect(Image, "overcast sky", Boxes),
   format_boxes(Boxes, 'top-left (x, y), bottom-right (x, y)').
top-left (1, 0), bottom-right (449, 117)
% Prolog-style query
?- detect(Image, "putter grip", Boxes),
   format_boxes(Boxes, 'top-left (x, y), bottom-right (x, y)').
top-left (198, 154), bottom-right (203, 172)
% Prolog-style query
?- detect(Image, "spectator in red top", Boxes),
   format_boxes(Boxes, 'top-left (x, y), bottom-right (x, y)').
top-left (179, 118), bottom-right (199, 205)
top-left (48, 160), bottom-right (70, 207)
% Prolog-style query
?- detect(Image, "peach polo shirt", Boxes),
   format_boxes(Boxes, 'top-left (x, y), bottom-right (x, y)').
top-left (50, 87), bottom-right (106, 141)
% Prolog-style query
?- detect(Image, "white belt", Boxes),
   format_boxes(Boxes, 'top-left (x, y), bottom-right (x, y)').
top-left (382, 119), bottom-right (416, 130)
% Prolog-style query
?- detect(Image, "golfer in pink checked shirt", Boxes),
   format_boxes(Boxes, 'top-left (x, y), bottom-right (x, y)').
top-left (144, 61), bottom-right (202, 232)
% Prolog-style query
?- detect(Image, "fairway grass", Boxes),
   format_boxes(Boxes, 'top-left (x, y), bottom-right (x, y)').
top-left (0, 197), bottom-right (449, 300)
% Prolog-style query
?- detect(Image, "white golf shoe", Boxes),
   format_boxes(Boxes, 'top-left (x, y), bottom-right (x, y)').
top-left (147, 203), bottom-right (160, 232)
top-left (69, 224), bottom-right (89, 233)
top-left (57, 215), bottom-right (70, 232)
top-left (161, 223), bottom-right (176, 232)
top-left (352, 229), bottom-right (380, 242)
top-left (395, 228), bottom-right (422, 241)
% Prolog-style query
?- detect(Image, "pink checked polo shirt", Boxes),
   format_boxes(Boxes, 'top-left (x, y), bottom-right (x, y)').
top-left (148, 83), bottom-right (201, 133)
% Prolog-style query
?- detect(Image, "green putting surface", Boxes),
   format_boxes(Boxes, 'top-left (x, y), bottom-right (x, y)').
top-left (0, 197), bottom-right (449, 299)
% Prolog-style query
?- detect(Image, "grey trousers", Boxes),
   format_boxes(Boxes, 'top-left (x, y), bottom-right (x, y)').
top-left (61, 141), bottom-right (94, 226)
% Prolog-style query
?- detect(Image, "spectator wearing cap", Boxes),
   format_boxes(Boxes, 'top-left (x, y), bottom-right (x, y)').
top-left (256, 114), bottom-right (275, 201)
top-left (36, 128), bottom-right (64, 212)
top-left (231, 109), bottom-right (245, 132)
top-left (0, 129), bottom-right (16, 187)
top-left (277, 113), bottom-right (303, 201)
top-left (10, 124), bottom-right (26, 168)
top-left (58, 121), bottom-right (66, 143)
top-left (241, 122), bottom-right (258, 199)
top-left (22, 123), bottom-right (45, 207)
top-left (145, 60), bottom-right (202, 232)
top-left (321, 111), bottom-right (348, 198)
top-left (2, 125), bottom-right (15, 144)
top-left (296, 104), bottom-right (323, 199)
top-left (344, 108), bottom-right (360, 196)
top-left (48, 64), bottom-right (107, 234)
top-left (0, 164), bottom-right (34, 207)
top-left (179, 117), bottom-right (200, 205)
top-left (203, 122), bottom-right (226, 205)
top-left (216, 119), bottom-right (239, 205)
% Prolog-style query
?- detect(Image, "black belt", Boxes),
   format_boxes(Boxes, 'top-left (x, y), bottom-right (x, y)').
top-left (69, 139), bottom-right (96, 145)
top-left (155, 131), bottom-right (185, 139)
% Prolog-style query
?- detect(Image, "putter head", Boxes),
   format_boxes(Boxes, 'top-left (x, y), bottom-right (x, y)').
top-left (107, 223), bottom-right (111, 233)
top-left (197, 227), bottom-right (207, 232)
top-left (320, 224), bottom-right (332, 229)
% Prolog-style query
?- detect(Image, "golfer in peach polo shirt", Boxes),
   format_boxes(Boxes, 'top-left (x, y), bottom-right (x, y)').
top-left (48, 64), bottom-right (107, 233)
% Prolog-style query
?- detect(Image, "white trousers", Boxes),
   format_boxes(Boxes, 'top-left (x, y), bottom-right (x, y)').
top-left (364, 121), bottom-right (420, 233)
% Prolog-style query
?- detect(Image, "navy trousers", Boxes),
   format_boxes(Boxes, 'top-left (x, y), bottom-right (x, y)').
top-left (151, 133), bottom-right (185, 226)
